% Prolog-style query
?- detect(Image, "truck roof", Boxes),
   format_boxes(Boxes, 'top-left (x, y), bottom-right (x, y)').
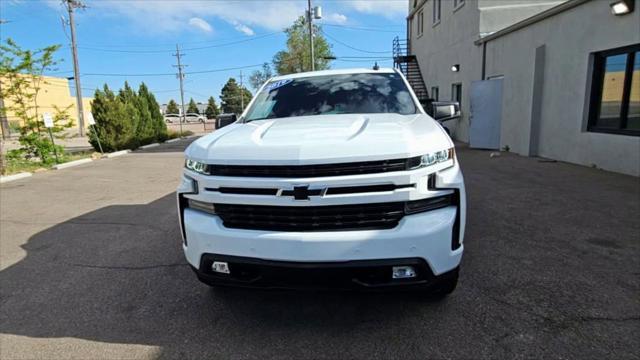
top-left (270, 68), bottom-right (397, 82)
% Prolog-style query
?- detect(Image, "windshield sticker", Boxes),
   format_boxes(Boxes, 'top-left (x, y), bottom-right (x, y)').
top-left (264, 79), bottom-right (293, 92)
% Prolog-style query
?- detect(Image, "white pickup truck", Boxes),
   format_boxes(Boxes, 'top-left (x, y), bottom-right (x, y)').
top-left (177, 68), bottom-right (466, 296)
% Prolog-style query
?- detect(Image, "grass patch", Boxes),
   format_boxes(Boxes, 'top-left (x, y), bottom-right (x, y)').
top-left (166, 129), bottom-right (195, 140)
top-left (3, 151), bottom-right (97, 176)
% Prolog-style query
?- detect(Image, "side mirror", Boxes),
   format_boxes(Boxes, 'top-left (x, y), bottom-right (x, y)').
top-left (216, 113), bottom-right (237, 129)
top-left (431, 101), bottom-right (461, 122)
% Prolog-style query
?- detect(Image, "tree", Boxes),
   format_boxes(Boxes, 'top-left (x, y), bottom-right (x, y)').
top-left (187, 98), bottom-right (199, 114)
top-left (249, 62), bottom-right (273, 90)
top-left (89, 82), bottom-right (168, 151)
top-left (89, 84), bottom-right (136, 152)
top-left (273, 16), bottom-right (333, 75)
top-left (166, 99), bottom-right (179, 114)
top-left (138, 82), bottom-right (167, 141)
top-left (220, 78), bottom-right (253, 114)
top-left (0, 38), bottom-right (72, 170)
top-left (204, 96), bottom-right (220, 119)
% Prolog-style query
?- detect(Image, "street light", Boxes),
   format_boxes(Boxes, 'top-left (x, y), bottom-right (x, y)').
top-left (610, 0), bottom-right (634, 15)
top-left (451, 64), bottom-right (460, 72)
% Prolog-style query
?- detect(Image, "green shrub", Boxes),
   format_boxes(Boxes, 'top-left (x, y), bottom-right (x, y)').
top-left (89, 82), bottom-right (168, 152)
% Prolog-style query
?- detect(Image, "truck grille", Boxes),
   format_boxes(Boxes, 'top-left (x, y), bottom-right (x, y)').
top-left (215, 202), bottom-right (406, 231)
top-left (207, 157), bottom-right (422, 178)
top-left (213, 195), bottom-right (454, 232)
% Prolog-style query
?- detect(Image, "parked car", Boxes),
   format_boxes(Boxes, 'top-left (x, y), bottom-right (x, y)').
top-left (164, 114), bottom-right (180, 123)
top-left (185, 113), bottom-right (206, 123)
top-left (177, 68), bottom-right (466, 296)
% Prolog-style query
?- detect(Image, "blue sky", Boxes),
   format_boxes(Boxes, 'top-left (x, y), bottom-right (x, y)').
top-left (1, 0), bottom-right (407, 104)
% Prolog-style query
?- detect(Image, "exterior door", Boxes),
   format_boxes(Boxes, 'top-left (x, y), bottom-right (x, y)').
top-left (469, 79), bottom-right (503, 149)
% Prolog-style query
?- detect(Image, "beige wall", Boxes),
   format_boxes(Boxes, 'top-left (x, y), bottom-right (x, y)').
top-left (0, 74), bottom-right (92, 135)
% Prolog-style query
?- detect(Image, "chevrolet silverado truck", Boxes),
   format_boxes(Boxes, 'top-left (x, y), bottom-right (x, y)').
top-left (177, 68), bottom-right (466, 296)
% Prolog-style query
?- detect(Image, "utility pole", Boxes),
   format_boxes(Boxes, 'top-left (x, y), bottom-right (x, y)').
top-left (239, 70), bottom-right (244, 111)
top-left (173, 44), bottom-right (186, 137)
top-left (65, 0), bottom-right (86, 137)
top-left (307, 0), bottom-right (315, 72)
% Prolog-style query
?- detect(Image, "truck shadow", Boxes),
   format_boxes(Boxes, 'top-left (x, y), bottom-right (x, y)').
top-left (0, 193), bottom-right (451, 359)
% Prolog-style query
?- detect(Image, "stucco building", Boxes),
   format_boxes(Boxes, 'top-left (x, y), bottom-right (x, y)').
top-left (0, 75), bottom-right (92, 138)
top-left (402, 0), bottom-right (640, 176)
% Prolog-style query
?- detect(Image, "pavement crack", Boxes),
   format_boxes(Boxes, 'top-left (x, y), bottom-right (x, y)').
top-left (67, 262), bottom-right (188, 270)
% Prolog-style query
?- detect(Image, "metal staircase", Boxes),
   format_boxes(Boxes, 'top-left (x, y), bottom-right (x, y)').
top-left (393, 37), bottom-right (432, 110)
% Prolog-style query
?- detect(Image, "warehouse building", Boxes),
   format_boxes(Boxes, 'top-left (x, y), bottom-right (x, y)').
top-left (403, 0), bottom-right (639, 176)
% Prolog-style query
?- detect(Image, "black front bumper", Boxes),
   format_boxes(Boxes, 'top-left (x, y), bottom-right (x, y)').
top-left (192, 254), bottom-right (458, 291)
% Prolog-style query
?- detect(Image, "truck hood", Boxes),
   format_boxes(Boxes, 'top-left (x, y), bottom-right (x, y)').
top-left (186, 113), bottom-right (452, 165)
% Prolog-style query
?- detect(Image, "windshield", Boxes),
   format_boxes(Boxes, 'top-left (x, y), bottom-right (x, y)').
top-left (244, 72), bottom-right (417, 121)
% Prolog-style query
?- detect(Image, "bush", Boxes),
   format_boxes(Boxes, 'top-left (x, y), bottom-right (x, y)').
top-left (89, 82), bottom-right (168, 152)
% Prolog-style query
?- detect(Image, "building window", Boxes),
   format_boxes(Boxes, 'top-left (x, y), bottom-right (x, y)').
top-left (452, 83), bottom-right (462, 105)
top-left (417, 10), bottom-right (424, 36)
top-left (588, 44), bottom-right (640, 136)
top-left (433, 0), bottom-right (441, 24)
top-left (431, 86), bottom-right (439, 101)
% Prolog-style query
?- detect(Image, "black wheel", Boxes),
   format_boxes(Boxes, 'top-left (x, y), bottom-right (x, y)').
top-left (416, 267), bottom-right (459, 300)
top-left (432, 273), bottom-right (458, 297)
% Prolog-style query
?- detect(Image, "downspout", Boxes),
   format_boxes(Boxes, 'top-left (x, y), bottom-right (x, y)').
top-left (481, 41), bottom-right (487, 80)
top-left (406, 18), bottom-right (411, 55)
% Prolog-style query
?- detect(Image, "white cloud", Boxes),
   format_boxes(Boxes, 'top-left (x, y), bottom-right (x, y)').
top-left (341, 0), bottom-right (408, 18)
top-left (88, 0), bottom-right (304, 34)
top-left (231, 21), bottom-right (255, 36)
top-left (188, 17), bottom-right (213, 33)
top-left (326, 13), bottom-right (348, 24)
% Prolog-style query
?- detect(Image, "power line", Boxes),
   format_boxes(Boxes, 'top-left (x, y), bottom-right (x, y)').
top-left (321, 23), bottom-right (403, 33)
top-left (76, 31), bottom-right (282, 54)
top-left (334, 56), bottom-right (393, 59)
top-left (321, 30), bottom-right (392, 54)
top-left (73, 31), bottom-right (282, 49)
top-left (80, 63), bottom-right (264, 77)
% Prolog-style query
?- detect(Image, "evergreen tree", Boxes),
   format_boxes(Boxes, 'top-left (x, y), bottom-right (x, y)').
top-left (89, 82), bottom-right (168, 151)
top-left (166, 99), bottom-right (180, 114)
top-left (204, 96), bottom-right (220, 119)
top-left (138, 82), bottom-right (167, 141)
top-left (273, 16), bottom-right (333, 75)
top-left (89, 84), bottom-right (136, 151)
top-left (220, 78), bottom-right (253, 114)
top-left (187, 98), bottom-right (200, 114)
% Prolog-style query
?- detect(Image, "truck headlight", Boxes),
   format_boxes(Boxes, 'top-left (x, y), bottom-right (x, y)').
top-left (185, 159), bottom-right (209, 175)
top-left (421, 148), bottom-right (454, 168)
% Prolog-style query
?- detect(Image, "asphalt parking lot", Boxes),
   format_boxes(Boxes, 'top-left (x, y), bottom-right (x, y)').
top-left (1, 138), bottom-right (638, 359)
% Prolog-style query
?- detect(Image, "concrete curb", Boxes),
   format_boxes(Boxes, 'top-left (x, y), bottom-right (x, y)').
top-left (166, 138), bottom-right (180, 143)
top-left (105, 150), bottom-right (131, 158)
top-left (0, 172), bottom-right (33, 184)
top-left (139, 143), bottom-right (160, 149)
top-left (53, 158), bottom-right (93, 170)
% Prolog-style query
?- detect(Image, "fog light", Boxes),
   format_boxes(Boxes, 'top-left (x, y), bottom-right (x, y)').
top-left (212, 261), bottom-right (230, 274)
top-left (392, 266), bottom-right (416, 279)
top-left (610, 0), bottom-right (634, 16)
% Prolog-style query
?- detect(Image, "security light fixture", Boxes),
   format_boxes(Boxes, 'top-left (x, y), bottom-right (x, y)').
top-left (610, 0), bottom-right (634, 15)
top-left (451, 64), bottom-right (460, 72)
